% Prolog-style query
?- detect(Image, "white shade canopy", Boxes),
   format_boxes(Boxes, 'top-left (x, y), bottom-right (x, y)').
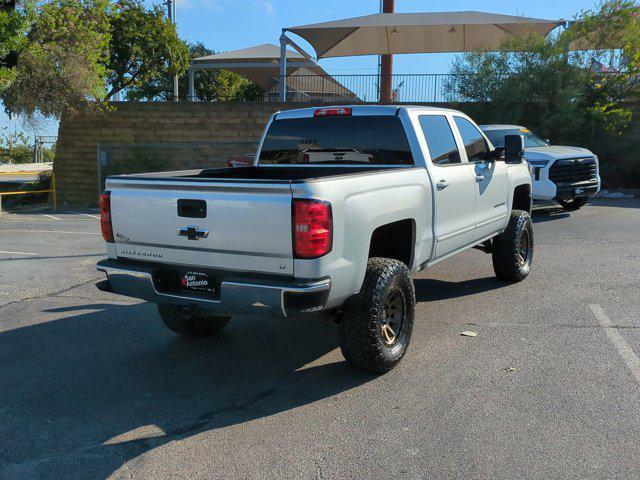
top-left (286, 11), bottom-right (564, 58)
top-left (191, 43), bottom-right (308, 90)
top-left (191, 43), bottom-right (356, 100)
top-left (193, 43), bottom-right (305, 63)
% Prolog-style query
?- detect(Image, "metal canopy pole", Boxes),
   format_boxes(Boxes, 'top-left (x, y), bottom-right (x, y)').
top-left (167, 0), bottom-right (179, 101)
top-left (279, 31), bottom-right (288, 102)
top-left (188, 69), bottom-right (195, 101)
top-left (380, 0), bottom-right (394, 102)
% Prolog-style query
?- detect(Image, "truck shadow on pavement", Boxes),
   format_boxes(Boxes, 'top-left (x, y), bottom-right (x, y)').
top-left (414, 277), bottom-right (506, 302)
top-left (531, 210), bottom-right (571, 223)
top-left (0, 303), bottom-right (373, 479)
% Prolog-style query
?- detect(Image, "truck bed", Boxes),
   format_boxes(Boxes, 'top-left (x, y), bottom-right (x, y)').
top-left (105, 165), bottom-right (419, 276)
top-left (112, 165), bottom-right (408, 183)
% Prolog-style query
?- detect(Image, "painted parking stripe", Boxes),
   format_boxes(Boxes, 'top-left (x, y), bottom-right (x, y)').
top-left (70, 211), bottom-right (101, 220)
top-left (0, 250), bottom-right (39, 256)
top-left (42, 214), bottom-right (61, 220)
top-left (590, 304), bottom-right (640, 384)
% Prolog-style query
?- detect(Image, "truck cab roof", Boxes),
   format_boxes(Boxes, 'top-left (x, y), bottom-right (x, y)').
top-left (275, 105), bottom-right (460, 120)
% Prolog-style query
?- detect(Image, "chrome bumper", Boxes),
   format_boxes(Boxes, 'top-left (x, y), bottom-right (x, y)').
top-left (96, 260), bottom-right (330, 317)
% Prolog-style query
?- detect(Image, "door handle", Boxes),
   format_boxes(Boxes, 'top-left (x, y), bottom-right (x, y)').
top-left (475, 174), bottom-right (485, 182)
top-left (436, 179), bottom-right (449, 190)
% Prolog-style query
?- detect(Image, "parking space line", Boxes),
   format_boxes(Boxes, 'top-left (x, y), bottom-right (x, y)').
top-left (42, 214), bottom-right (61, 220)
top-left (70, 211), bottom-right (101, 220)
top-left (0, 250), bottom-right (39, 256)
top-left (590, 304), bottom-right (640, 384)
top-left (0, 229), bottom-right (101, 235)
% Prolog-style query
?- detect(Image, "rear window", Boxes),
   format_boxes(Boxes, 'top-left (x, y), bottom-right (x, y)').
top-left (259, 115), bottom-right (414, 165)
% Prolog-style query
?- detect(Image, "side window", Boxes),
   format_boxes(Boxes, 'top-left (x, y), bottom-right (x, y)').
top-left (453, 116), bottom-right (490, 162)
top-left (419, 115), bottom-right (462, 166)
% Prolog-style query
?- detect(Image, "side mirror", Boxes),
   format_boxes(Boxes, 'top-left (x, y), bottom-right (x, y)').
top-left (481, 148), bottom-right (503, 162)
top-left (491, 147), bottom-right (505, 161)
top-left (504, 134), bottom-right (525, 164)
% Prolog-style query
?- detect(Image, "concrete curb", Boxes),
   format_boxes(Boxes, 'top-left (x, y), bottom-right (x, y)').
top-left (595, 189), bottom-right (638, 199)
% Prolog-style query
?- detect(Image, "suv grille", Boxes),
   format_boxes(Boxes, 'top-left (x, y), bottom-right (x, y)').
top-left (549, 158), bottom-right (597, 185)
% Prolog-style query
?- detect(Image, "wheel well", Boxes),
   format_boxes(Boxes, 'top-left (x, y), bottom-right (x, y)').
top-left (512, 184), bottom-right (532, 213)
top-left (368, 219), bottom-right (414, 268)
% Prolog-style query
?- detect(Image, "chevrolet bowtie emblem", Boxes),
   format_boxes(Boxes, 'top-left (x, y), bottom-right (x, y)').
top-left (178, 226), bottom-right (209, 241)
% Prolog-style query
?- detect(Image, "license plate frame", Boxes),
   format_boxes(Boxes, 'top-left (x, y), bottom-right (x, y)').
top-left (178, 270), bottom-right (217, 297)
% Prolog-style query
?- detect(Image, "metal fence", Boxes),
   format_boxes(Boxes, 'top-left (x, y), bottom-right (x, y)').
top-left (0, 170), bottom-right (56, 212)
top-left (264, 74), bottom-right (460, 103)
top-left (185, 73), bottom-right (463, 103)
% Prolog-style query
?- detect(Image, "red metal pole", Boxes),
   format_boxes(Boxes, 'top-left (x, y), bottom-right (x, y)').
top-left (380, 0), bottom-right (394, 103)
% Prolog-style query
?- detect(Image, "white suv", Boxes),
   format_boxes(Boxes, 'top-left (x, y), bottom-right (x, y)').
top-left (481, 125), bottom-right (601, 211)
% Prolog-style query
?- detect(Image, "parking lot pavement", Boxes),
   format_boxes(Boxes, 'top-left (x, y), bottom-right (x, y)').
top-left (1, 199), bottom-right (639, 480)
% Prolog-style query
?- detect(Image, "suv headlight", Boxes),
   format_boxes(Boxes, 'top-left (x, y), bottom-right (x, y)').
top-left (527, 160), bottom-right (551, 177)
top-left (528, 160), bottom-right (551, 167)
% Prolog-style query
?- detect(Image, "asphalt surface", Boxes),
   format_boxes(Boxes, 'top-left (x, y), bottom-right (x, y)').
top-left (1, 199), bottom-right (639, 480)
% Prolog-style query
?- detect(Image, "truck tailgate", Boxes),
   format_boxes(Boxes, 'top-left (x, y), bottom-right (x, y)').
top-left (108, 179), bottom-right (294, 275)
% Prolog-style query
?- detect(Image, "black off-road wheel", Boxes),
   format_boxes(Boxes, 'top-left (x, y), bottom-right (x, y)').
top-left (337, 258), bottom-right (415, 374)
top-left (157, 304), bottom-right (231, 337)
top-left (558, 197), bottom-right (589, 211)
top-left (492, 210), bottom-right (534, 283)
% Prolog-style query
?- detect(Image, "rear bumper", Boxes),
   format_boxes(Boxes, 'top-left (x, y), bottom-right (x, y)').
top-left (96, 260), bottom-right (330, 317)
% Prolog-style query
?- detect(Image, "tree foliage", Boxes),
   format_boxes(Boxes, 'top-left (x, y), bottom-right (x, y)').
top-left (1, 0), bottom-right (191, 119)
top-left (0, 1), bottom-right (33, 93)
top-left (105, 0), bottom-right (190, 100)
top-left (445, 0), bottom-right (640, 142)
top-left (1, 0), bottom-right (110, 119)
top-left (126, 42), bottom-right (263, 102)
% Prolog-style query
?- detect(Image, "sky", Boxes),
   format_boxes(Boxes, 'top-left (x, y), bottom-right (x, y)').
top-left (1, 0), bottom-right (599, 140)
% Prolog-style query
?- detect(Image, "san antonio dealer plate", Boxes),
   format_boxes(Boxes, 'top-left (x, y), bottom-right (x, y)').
top-left (180, 271), bottom-right (216, 296)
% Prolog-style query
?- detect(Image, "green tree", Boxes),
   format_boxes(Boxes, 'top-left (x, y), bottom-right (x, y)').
top-left (41, 144), bottom-right (55, 162)
top-left (568, 0), bottom-right (640, 132)
top-left (445, 1), bottom-right (639, 139)
top-left (105, 0), bottom-right (189, 100)
top-left (126, 42), bottom-right (263, 102)
top-left (1, 0), bottom-right (110, 119)
top-left (0, 1), bottom-right (32, 93)
top-left (0, 128), bottom-right (30, 163)
top-left (445, 0), bottom-right (640, 187)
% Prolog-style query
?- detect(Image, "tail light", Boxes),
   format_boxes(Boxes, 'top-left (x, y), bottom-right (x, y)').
top-left (314, 107), bottom-right (352, 117)
top-left (293, 199), bottom-right (332, 259)
top-left (99, 191), bottom-right (114, 243)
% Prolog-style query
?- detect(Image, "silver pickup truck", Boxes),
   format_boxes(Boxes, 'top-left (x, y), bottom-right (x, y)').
top-left (97, 105), bottom-right (534, 373)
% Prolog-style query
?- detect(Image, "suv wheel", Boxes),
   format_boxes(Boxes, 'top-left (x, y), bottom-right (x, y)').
top-left (157, 304), bottom-right (231, 337)
top-left (492, 210), bottom-right (534, 283)
top-left (558, 197), bottom-right (589, 211)
top-left (338, 257), bottom-right (415, 374)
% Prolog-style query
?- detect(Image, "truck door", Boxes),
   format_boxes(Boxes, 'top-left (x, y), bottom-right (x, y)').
top-left (453, 116), bottom-right (509, 241)
top-left (418, 114), bottom-right (477, 258)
